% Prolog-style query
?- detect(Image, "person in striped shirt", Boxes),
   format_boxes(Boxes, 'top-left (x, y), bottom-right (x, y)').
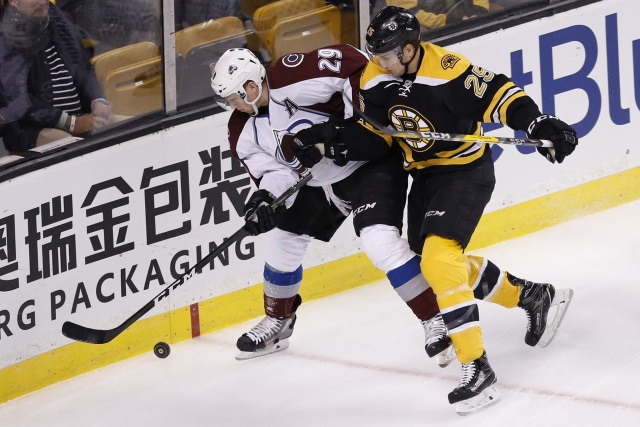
top-left (0, 0), bottom-right (113, 153)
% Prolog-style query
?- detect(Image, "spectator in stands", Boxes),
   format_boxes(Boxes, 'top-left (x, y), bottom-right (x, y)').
top-left (386, 0), bottom-right (490, 30)
top-left (0, 0), bottom-right (113, 154)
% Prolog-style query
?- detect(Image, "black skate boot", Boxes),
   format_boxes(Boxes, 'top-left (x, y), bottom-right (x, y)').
top-left (448, 351), bottom-right (500, 416)
top-left (513, 274), bottom-right (555, 347)
top-left (236, 294), bottom-right (302, 360)
top-left (512, 273), bottom-right (573, 348)
top-left (421, 314), bottom-right (455, 367)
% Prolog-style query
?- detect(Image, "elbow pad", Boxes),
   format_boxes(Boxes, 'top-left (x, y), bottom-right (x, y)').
top-left (336, 120), bottom-right (391, 161)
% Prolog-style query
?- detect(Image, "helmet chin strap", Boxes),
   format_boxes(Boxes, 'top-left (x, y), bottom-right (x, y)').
top-left (247, 82), bottom-right (263, 116)
top-left (400, 46), bottom-right (418, 76)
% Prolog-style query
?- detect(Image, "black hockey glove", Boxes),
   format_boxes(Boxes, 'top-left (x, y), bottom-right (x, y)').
top-left (526, 115), bottom-right (578, 164)
top-left (243, 189), bottom-right (283, 236)
top-left (292, 122), bottom-right (348, 167)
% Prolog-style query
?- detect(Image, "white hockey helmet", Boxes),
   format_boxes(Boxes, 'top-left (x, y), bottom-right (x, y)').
top-left (211, 48), bottom-right (266, 115)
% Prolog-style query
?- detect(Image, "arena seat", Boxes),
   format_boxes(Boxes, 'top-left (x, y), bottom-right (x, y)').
top-left (253, 0), bottom-right (341, 59)
top-left (176, 17), bottom-right (251, 58)
top-left (90, 41), bottom-right (163, 116)
top-left (240, 0), bottom-right (278, 20)
top-left (175, 16), bottom-right (266, 106)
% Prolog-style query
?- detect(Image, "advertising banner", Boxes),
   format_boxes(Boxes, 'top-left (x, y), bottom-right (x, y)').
top-left (1, 0), bottom-right (638, 369)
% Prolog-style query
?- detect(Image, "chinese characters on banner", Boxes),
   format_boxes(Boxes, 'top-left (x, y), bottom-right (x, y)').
top-left (0, 146), bottom-right (254, 342)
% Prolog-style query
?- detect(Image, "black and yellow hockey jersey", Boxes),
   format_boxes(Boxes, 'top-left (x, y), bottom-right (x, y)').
top-left (359, 41), bottom-right (542, 171)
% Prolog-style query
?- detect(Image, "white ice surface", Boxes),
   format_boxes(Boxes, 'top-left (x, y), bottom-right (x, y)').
top-left (1, 200), bottom-right (639, 427)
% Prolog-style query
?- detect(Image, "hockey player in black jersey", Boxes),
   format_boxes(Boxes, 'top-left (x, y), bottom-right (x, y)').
top-left (292, 6), bottom-right (576, 416)
top-left (363, 6), bottom-right (576, 415)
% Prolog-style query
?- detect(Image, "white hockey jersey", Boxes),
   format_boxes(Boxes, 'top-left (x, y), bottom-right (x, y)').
top-left (227, 44), bottom-right (371, 207)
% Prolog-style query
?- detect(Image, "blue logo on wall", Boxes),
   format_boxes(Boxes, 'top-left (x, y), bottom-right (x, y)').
top-left (491, 13), bottom-right (638, 163)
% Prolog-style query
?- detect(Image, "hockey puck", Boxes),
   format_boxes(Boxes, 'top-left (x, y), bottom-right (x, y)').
top-left (153, 342), bottom-right (171, 358)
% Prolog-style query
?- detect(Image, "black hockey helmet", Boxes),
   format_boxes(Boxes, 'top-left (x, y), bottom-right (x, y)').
top-left (365, 6), bottom-right (420, 55)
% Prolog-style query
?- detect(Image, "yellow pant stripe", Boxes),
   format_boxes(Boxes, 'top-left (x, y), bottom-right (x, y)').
top-left (450, 325), bottom-right (484, 363)
top-left (486, 273), bottom-right (521, 308)
top-left (421, 235), bottom-right (484, 363)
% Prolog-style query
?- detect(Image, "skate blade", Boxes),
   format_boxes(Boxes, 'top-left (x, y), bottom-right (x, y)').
top-left (435, 344), bottom-right (456, 368)
top-left (235, 338), bottom-right (290, 361)
top-left (454, 384), bottom-right (501, 416)
top-left (538, 288), bottom-right (574, 348)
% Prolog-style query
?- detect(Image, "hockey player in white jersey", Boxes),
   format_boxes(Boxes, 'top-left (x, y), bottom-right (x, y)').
top-left (212, 45), bottom-right (455, 367)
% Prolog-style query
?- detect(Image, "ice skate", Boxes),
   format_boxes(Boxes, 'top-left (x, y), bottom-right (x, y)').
top-left (513, 273), bottom-right (573, 347)
top-left (537, 287), bottom-right (573, 347)
top-left (236, 295), bottom-right (302, 360)
top-left (422, 314), bottom-right (455, 367)
top-left (448, 351), bottom-right (500, 416)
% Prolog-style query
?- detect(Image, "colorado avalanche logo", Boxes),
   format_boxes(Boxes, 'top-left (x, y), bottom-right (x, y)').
top-left (389, 106), bottom-right (436, 151)
top-left (282, 53), bottom-right (305, 67)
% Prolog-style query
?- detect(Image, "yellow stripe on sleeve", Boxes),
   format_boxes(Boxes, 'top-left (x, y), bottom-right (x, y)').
top-left (497, 91), bottom-right (528, 124)
top-left (360, 120), bottom-right (394, 146)
top-left (482, 81), bottom-right (516, 122)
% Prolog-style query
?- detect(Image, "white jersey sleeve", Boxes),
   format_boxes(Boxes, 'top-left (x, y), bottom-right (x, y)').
top-left (229, 112), bottom-right (301, 207)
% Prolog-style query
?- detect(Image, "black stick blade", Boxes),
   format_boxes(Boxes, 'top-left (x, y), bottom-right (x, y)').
top-left (62, 321), bottom-right (114, 344)
top-left (62, 300), bottom-right (156, 344)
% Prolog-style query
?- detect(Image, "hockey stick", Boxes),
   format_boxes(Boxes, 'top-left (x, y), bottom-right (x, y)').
top-left (62, 171), bottom-right (313, 344)
top-left (386, 130), bottom-right (553, 148)
top-left (346, 97), bottom-right (553, 148)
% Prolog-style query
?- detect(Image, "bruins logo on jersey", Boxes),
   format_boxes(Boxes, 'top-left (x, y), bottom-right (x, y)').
top-left (441, 54), bottom-right (460, 70)
top-left (389, 106), bottom-right (436, 151)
